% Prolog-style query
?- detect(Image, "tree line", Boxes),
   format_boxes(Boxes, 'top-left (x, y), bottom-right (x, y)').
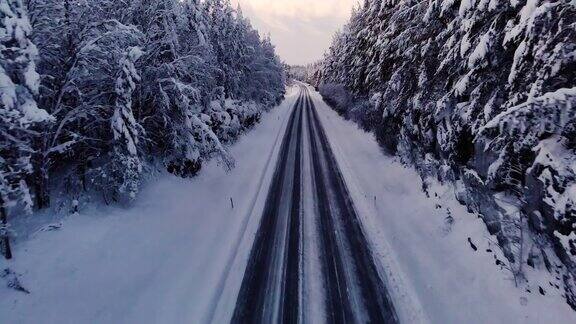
top-left (1, 0), bottom-right (285, 259)
top-left (315, 0), bottom-right (576, 306)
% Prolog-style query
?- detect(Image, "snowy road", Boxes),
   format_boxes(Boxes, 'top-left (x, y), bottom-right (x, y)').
top-left (5, 85), bottom-right (574, 324)
top-left (232, 85), bottom-right (398, 323)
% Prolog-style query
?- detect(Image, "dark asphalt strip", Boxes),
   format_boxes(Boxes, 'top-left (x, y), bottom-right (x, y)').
top-left (231, 86), bottom-right (398, 324)
top-left (282, 89), bottom-right (304, 323)
top-left (305, 91), bottom-right (351, 323)
top-left (306, 88), bottom-right (398, 324)
top-left (232, 87), bottom-right (305, 323)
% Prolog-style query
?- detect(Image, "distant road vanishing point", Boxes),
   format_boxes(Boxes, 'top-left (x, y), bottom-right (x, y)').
top-left (232, 84), bottom-right (398, 323)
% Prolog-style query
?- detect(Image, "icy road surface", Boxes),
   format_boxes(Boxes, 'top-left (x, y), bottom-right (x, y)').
top-left (231, 85), bottom-right (398, 323)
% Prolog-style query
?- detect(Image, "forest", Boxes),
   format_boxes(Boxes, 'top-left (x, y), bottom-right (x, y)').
top-left (1, 0), bottom-right (285, 259)
top-left (313, 0), bottom-right (576, 307)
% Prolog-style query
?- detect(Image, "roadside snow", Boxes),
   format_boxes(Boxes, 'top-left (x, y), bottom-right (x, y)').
top-left (308, 85), bottom-right (576, 324)
top-left (0, 86), bottom-right (299, 324)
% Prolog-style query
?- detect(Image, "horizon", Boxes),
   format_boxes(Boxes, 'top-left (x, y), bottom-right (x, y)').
top-left (237, 0), bottom-right (357, 65)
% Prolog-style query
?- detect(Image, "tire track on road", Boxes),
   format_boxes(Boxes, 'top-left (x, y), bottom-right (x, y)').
top-left (305, 87), bottom-right (398, 323)
top-left (232, 85), bottom-right (398, 323)
top-left (232, 86), bottom-right (305, 323)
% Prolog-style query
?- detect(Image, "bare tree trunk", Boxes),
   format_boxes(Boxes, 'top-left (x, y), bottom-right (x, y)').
top-left (34, 158), bottom-right (50, 209)
top-left (0, 199), bottom-right (12, 260)
top-left (518, 212), bottom-right (525, 282)
top-left (33, 136), bottom-right (50, 209)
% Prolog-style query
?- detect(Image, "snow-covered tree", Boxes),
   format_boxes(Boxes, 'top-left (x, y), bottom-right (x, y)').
top-left (109, 46), bottom-right (144, 199)
top-left (318, 0), bottom-right (576, 302)
top-left (26, 0), bottom-right (126, 207)
top-left (205, 0), bottom-right (241, 97)
top-left (0, 0), bottom-right (285, 221)
top-left (42, 20), bottom-right (144, 202)
top-left (0, 0), bottom-right (52, 259)
top-left (131, 0), bottom-right (232, 177)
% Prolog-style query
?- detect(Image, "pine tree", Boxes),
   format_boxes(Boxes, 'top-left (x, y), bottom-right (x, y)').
top-left (3, 0), bottom-right (285, 218)
top-left (318, 0), bottom-right (576, 284)
top-left (0, 0), bottom-right (52, 259)
top-left (109, 46), bottom-right (144, 199)
top-left (26, 0), bottom-right (84, 208)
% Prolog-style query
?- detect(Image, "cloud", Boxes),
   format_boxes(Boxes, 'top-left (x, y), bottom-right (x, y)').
top-left (240, 0), bottom-right (356, 20)
top-left (237, 0), bottom-right (357, 65)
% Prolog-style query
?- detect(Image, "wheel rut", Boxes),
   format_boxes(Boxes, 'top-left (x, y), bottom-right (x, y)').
top-left (232, 85), bottom-right (398, 324)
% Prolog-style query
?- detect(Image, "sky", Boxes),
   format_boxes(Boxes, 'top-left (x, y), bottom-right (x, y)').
top-left (236, 0), bottom-right (358, 66)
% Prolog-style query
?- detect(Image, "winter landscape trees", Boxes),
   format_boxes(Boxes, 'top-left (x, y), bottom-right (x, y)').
top-left (314, 0), bottom-right (576, 308)
top-left (1, 0), bottom-right (53, 259)
top-left (0, 0), bottom-right (284, 259)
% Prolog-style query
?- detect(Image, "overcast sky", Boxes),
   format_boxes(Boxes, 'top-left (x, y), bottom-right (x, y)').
top-left (236, 0), bottom-right (357, 65)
